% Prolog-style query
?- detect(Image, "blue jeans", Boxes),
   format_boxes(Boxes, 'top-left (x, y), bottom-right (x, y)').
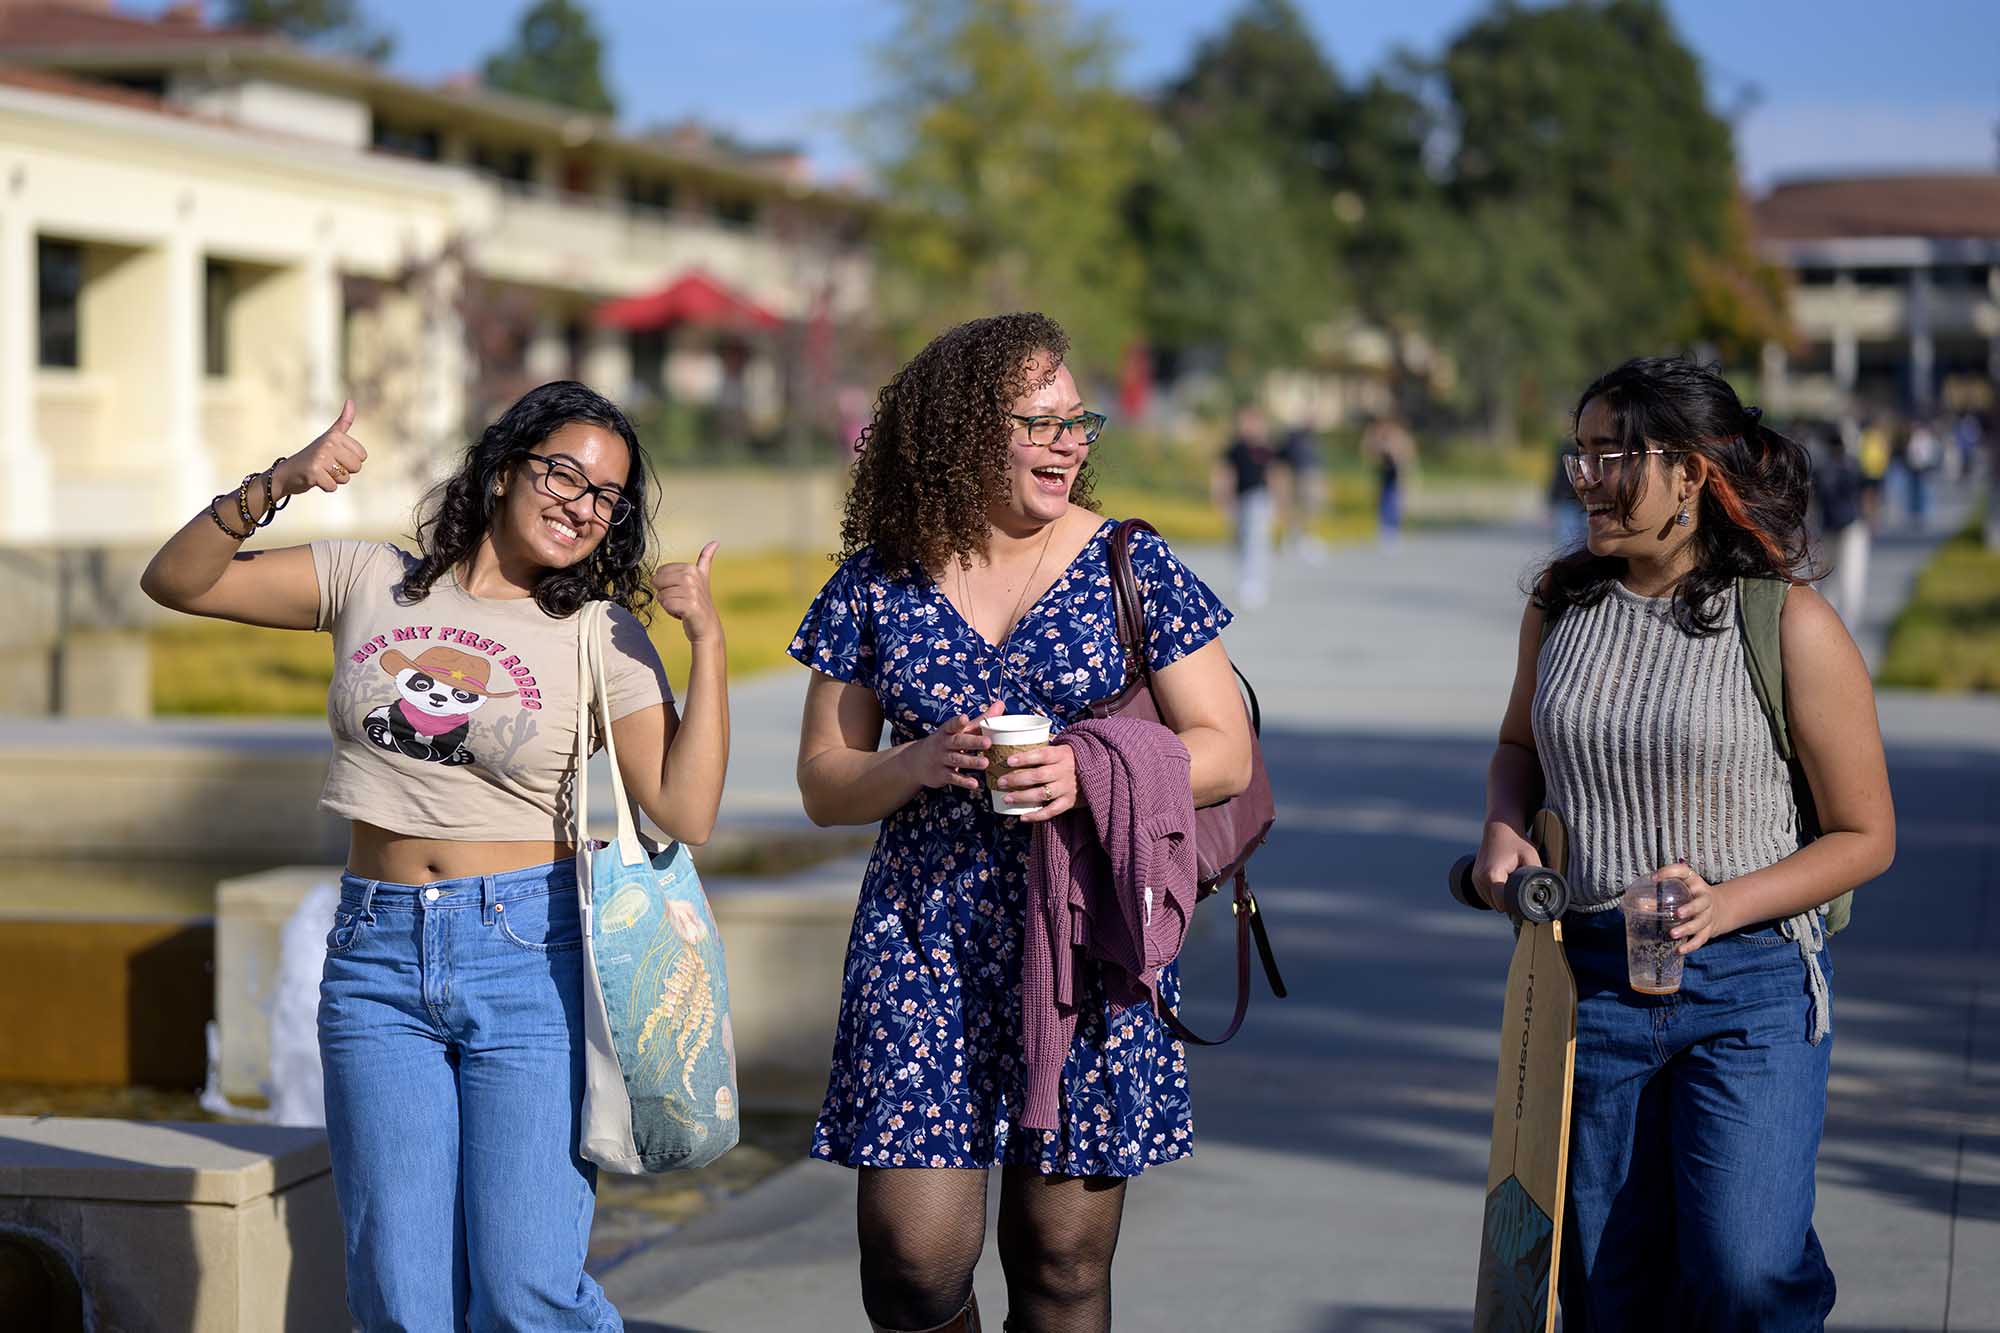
top-left (1558, 912), bottom-right (1835, 1332)
top-left (318, 859), bottom-right (622, 1332)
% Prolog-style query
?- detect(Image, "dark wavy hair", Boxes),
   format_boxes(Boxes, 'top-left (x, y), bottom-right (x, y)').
top-left (400, 381), bottom-right (656, 619)
top-left (1537, 356), bottom-right (1818, 636)
top-left (838, 312), bottom-right (1098, 574)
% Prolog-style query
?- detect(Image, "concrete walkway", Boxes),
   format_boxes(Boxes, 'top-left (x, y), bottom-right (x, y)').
top-left (598, 505), bottom-right (1999, 1332)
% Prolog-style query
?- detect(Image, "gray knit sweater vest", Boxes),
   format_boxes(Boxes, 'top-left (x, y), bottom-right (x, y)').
top-left (1533, 581), bottom-right (1801, 912)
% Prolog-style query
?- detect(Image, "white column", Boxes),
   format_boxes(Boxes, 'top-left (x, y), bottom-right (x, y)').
top-left (0, 202), bottom-right (53, 541)
top-left (162, 230), bottom-right (210, 514)
top-left (1759, 340), bottom-right (1789, 412)
top-left (582, 324), bottom-right (629, 399)
top-left (524, 315), bottom-right (566, 381)
top-left (1832, 272), bottom-right (1858, 393)
top-left (303, 249), bottom-right (339, 421)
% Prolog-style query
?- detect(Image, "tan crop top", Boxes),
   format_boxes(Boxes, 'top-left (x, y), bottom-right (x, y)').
top-left (310, 540), bottom-right (672, 842)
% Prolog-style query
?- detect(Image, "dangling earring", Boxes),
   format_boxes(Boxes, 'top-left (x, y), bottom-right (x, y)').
top-left (1675, 502), bottom-right (1691, 527)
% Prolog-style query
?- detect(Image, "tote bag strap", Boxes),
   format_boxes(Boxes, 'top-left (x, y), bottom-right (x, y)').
top-left (573, 601), bottom-right (647, 866)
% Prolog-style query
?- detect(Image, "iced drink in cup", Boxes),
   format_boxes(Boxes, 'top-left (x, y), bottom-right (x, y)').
top-left (1621, 874), bottom-right (1690, 995)
top-left (979, 714), bottom-right (1052, 815)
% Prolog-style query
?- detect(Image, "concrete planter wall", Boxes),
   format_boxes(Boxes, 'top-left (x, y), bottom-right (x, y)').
top-left (0, 1117), bottom-right (345, 1332)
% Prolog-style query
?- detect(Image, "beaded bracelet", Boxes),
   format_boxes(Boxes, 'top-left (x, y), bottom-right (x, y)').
top-left (234, 474), bottom-right (257, 533)
top-left (254, 461), bottom-right (292, 529)
top-left (208, 496), bottom-right (254, 540)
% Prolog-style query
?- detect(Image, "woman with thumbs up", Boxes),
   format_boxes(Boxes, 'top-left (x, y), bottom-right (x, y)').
top-left (142, 380), bottom-right (728, 1331)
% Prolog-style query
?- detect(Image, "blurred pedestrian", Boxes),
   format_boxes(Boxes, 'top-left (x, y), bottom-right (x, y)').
top-left (1361, 412), bottom-right (1416, 547)
top-left (1857, 413), bottom-right (1891, 534)
top-left (1547, 437), bottom-right (1588, 551)
top-left (1905, 418), bottom-right (1942, 530)
top-left (1812, 429), bottom-right (1869, 627)
top-left (141, 383), bottom-right (730, 1330)
top-left (790, 312), bottom-right (1252, 1333)
top-left (1214, 402), bottom-right (1278, 607)
top-left (1278, 421), bottom-right (1330, 563)
top-left (1477, 357), bottom-right (1893, 1330)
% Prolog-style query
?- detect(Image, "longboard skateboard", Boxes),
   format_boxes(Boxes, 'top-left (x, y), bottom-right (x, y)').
top-left (1451, 810), bottom-right (1576, 1333)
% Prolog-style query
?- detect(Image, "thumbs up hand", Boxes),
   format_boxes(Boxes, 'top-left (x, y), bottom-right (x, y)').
top-left (651, 541), bottom-right (722, 644)
top-left (275, 399), bottom-right (367, 497)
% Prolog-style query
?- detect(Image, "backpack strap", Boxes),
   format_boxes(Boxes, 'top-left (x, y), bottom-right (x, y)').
top-left (1736, 576), bottom-right (1849, 933)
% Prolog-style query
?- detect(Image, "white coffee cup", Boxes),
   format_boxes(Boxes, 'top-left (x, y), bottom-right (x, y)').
top-left (979, 714), bottom-right (1053, 815)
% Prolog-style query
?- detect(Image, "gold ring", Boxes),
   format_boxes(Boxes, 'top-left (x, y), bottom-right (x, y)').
top-left (1043, 785), bottom-right (1054, 802)
top-left (332, 463), bottom-right (348, 480)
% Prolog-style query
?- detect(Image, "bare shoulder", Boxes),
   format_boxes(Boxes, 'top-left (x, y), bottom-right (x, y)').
top-left (1780, 582), bottom-right (1850, 648)
top-left (1780, 581), bottom-right (1866, 679)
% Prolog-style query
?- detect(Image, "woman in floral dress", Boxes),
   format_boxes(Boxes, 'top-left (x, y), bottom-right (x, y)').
top-left (791, 313), bottom-right (1254, 1333)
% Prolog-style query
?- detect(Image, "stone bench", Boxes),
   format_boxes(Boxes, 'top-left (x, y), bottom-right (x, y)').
top-left (0, 1117), bottom-right (345, 1332)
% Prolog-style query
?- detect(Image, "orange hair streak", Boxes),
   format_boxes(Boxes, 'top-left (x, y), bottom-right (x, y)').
top-left (1693, 455), bottom-right (1794, 577)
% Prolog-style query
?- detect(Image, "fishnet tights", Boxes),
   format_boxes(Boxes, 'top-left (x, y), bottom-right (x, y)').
top-left (857, 1165), bottom-right (1129, 1332)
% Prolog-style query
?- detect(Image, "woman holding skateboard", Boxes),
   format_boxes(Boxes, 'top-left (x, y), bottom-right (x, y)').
top-left (1472, 357), bottom-right (1894, 1330)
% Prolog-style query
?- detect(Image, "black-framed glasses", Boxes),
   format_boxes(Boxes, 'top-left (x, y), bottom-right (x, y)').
top-left (1009, 411), bottom-right (1107, 447)
top-left (1561, 447), bottom-right (1680, 488)
top-left (521, 454), bottom-right (634, 525)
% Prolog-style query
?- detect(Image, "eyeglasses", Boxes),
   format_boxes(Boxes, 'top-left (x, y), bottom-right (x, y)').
top-left (521, 455), bottom-right (634, 525)
top-left (1561, 447), bottom-right (1681, 488)
top-left (1009, 411), bottom-right (1107, 447)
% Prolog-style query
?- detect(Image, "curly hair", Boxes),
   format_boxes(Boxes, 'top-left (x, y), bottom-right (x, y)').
top-left (400, 380), bottom-right (657, 619)
top-left (838, 312), bottom-right (1098, 574)
top-left (1537, 356), bottom-right (1819, 636)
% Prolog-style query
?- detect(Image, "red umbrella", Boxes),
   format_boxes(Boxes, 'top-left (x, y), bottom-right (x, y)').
top-left (595, 270), bottom-right (782, 332)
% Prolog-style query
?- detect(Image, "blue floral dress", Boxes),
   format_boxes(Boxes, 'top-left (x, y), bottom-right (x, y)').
top-left (788, 518), bottom-right (1234, 1176)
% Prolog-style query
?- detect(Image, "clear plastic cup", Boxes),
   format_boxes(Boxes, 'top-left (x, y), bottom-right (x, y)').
top-left (1621, 875), bottom-right (1690, 994)
top-left (979, 714), bottom-right (1052, 815)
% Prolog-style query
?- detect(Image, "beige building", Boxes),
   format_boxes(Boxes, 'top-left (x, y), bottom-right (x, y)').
top-left (0, 0), bottom-right (873, 548)
top-left (1754, 173), bottom-right (2000, 417)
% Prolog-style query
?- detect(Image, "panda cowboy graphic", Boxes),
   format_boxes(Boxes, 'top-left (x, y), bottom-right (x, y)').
top-left (362, 644), bottom-right (517, 767)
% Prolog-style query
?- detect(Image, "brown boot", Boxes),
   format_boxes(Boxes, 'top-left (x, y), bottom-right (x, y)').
top-left (870, 1293), bottom-right (981, 1333)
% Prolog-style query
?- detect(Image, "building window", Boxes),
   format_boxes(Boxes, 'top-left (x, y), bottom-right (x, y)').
top-left (204, 259), bottom-right (234, 378)
top-left (629, 327), bottom-right (666, 396)
top-left (1851, 267), bottom-right (1904, 288)
top-left (714, 195), bottom-right (759, 227)
top-left (373, 121), bottom-right (441, 161)
top-left (623, 174), bottom-right (675, 214)
top-left (472, 142), bottom-right (537, 187)
top-left (1794, 266), bottom-right (1838, 287)
top-left (37, 238), bottom-right (82, 369)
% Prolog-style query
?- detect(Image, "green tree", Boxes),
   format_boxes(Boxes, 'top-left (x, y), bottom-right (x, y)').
top-left (1135, 0), bottom-right (1346, 387)
top-left (1437, 0), bottom-right (1742, 370)
top-left (1327, 0), bottom-right (1775, 436)
top-left (1163, 0), bottom-right (1343, 181)
top-left (481, 0), bottom-right (617, 118)
top-left (220, 0), bottom-right (393, 62)
top-left (862, 0), bottom-right (1151, 377)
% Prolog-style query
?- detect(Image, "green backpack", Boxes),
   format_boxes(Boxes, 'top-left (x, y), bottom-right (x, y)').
top-left (1541, 575), bottom-right (1849, 932)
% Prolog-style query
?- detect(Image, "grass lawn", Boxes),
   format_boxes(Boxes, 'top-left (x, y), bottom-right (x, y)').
top-left (150, 470), bottom-right (1391, 715)
top-left (1878, 521), bottom-right (2000, 693)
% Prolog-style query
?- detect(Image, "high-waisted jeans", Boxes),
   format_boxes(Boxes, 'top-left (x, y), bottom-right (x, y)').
top-left (318, 858), bottom-right (622, 1331)
top-left (1558, 911), bottom-right (1836, 1332)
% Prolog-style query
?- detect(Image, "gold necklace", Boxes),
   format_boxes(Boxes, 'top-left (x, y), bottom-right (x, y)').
top-left (964, 519), bottom-right (1058, 644)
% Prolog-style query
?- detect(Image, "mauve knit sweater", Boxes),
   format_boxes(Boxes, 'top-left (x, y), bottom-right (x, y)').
top-left (1022, 718), bottom-right (1198, 1132)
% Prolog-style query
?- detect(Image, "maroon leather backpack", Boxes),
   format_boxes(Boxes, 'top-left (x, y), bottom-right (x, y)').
top-left (1085, 518), bottom-right (1285, 1044)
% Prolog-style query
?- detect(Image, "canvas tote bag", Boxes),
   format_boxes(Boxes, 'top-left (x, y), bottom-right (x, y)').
top-left (571, 600), bottom-right (739, 1173)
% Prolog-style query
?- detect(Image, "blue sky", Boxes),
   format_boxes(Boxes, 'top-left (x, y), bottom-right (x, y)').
top-left (146, 1), bottom-right (2000, 187)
